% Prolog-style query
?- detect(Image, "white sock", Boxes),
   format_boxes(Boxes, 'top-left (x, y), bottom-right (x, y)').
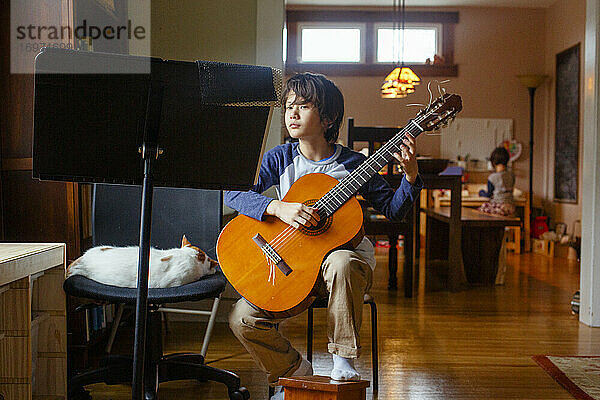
top-left (270, 387), bottom-right (284, 400)
top-left (331, 353), bottom-right (360, 381)
top-left (270, 358), bottom-right (313, 400)
top-left (293, 357), bottom-right (313, 377)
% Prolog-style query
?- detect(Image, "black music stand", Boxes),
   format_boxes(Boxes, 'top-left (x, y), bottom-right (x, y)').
top-left (32, 47), bottom-right (278, 399)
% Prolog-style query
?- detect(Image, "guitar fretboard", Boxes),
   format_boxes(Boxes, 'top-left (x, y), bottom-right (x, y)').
top-left (314, 116), bottom-right (426, 219)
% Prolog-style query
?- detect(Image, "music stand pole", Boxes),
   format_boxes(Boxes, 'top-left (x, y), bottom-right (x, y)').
top-left (132, 84), bottom-right (164, 399)
top-left (32, 48), bottom-right (278, 399)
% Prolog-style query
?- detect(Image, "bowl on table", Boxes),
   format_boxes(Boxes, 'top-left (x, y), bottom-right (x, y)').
top-left (417, 158), bottom-right (449, 174)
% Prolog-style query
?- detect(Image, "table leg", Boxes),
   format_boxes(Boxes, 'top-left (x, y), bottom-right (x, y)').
top-left (448, 180), bottom-right (468, 291)
top-left (388, 234), bottom-right (398, 290)
top-left (461, 226), bottom-right (505, 284)
top-left (524, 196), bottom-right (531, 252)
top-left (403, 203), bottom-right (418, 298)
top-left (403, 227), bottom-right (413, 298)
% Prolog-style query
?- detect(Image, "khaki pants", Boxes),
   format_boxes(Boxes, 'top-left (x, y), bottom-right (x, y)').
top-left (228, 249), bottom-right (373, 386)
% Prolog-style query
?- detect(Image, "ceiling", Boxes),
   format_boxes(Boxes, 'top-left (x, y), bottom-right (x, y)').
top-left (286, 0), bottom-right (556, 7)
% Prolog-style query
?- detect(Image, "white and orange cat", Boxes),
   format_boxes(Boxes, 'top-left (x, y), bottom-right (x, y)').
top-left (66, 235), bottom-right (218, 288)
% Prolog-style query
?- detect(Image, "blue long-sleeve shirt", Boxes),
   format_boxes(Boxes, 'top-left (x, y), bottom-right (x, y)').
top-left (224, 142), bottom-right (423, 269)
top-left (479, 181), bottom-right (495, 198)
top-left (225, 142), bottom-right (423, 221)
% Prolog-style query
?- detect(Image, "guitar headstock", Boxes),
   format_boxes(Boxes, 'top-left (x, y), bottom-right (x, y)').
top-left (416, 93), bottom-right (462, 132)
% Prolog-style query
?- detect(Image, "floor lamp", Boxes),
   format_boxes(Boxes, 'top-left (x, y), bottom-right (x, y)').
top-left (517, 74), bottom-right (548, 217)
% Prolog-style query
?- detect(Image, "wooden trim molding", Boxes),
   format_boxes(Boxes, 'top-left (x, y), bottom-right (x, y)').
top-left (287, 10), bottom-right (459, 24)
top-left (286, 63), bottom-right (458, 77)
top-left (285, 9), bottom-right (459, 78)
top-left (2, 158), bottom-right (33, 171)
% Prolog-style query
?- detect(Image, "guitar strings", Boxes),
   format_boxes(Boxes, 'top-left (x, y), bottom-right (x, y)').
top-left (266, 105), bottom-right (441, 256)
top-left (295, 108), bottom-right (432, 224)
top-left (316, 112), bottom-right (429, 209)
top-left (270, 225), bottom-right (297, 248)
top-left (269, 128), bottom-right (418, 253)
top-left (268, 129), bottom-right (415, 254)
top-left (260, 98), bottom-right (453, 284)
top-left (267, 258), bottom-right (276, 285)
top-left (315, 129), bottom-right (409, 209)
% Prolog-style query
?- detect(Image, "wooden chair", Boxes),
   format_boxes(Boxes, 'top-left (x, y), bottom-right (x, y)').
top-left (505, 192), bottom-right (529, 254)
top-left (347, 118), bottom-right (417, 297)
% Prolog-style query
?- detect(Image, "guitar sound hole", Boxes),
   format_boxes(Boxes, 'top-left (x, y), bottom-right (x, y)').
top-left (300, 215), bottom-right (333, 236)
top-left (299, 199), bottom-right (333, 236)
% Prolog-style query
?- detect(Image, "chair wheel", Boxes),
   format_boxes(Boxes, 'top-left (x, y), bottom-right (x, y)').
top-left (229, 387), bottom-right (250, 400)
top-left (571, 290), bottom-right (580, 314)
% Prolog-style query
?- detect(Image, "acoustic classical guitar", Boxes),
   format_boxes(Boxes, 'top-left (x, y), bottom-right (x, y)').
top-left (217, 93), bottom-right (462, 312)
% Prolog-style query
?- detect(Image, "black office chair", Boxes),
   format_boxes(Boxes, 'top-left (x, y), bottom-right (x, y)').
top-left (64, 184), bottom-right (249, 400)
top-left (306, 294), bottom-right (378, 392)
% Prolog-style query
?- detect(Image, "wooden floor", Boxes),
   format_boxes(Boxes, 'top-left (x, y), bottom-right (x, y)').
top-left (86, 247), bottom-right (595, 399)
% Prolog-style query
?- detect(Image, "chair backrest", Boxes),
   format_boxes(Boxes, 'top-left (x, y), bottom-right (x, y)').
top-left (92, 184), bottom-right (222, 260)
top-left (347, 117), bottom-right (403, 186)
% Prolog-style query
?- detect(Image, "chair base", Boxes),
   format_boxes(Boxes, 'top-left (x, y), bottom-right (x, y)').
top-left (68, 310), bottom-right (249, 400)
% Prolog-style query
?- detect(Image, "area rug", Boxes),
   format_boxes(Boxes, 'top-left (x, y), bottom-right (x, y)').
top-left (533, 355), bottom-right (600, 400)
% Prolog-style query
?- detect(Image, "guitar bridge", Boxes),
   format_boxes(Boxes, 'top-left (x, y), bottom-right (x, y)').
top-left (252, 233), bottom-right (293, 276)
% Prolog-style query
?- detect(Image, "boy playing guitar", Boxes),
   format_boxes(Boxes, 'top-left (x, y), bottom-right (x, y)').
top-left (224, 72), bottom-right (422, 399)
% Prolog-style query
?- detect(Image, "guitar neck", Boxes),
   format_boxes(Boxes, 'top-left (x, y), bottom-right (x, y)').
top-left (314, 120), bottom-right (425, 218)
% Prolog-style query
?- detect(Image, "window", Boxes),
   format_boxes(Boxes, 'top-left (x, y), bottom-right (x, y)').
top-left (285, 10), bottom-right (458, 77)
top-left (376, 24), bottom-right (441, 64)
top-left (299, 24), bottom-right (364, 63)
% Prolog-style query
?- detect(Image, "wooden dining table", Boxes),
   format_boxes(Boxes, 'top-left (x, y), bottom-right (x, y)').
top-left (362, 172), bottom-right (464, 296)
top-left (359, 171), bottom-right (523, 295)
top-left (435, 192), bottom-right (530, 252)
top-left (417, 173), bottom-right (466, 291)
top-left (423, 206), bottom-right (520, 288)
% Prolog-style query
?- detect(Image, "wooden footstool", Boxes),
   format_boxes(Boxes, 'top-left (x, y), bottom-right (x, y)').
top-left (278, 376), bottom-right (369, 400)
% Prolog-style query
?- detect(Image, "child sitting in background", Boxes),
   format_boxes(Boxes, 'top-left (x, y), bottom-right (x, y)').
top-left (478, 146), bottom-right (515, 216)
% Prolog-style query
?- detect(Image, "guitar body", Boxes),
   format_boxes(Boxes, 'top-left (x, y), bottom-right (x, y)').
top-left (218, 93), bottom-right (463, 312)
top-left (217, 173), bottom-right (363, 312)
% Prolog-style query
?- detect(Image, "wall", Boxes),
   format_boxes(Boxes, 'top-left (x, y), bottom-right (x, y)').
top-left (147, 0), bottom-right (285, 320)
top-left (328, 7), bottom-right (546, 201)
top-left (323, 3), bottom-right (586, 229)
top-left (149, 0), bottom-right (284, 177)
top-left (150, 0), bottom-right (257, 64)
top-left (543, 0), bottom-right (586, 232)
top-left (296, 7), bottom-right (545, 198)
top-left (256, 0), bottom-right (285, 152)
top-left (580, 0), bottom-right (600, 327)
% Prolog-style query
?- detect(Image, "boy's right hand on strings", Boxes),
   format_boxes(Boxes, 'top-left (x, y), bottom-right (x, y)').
top-left (266, 200), bottom-right (320, 229)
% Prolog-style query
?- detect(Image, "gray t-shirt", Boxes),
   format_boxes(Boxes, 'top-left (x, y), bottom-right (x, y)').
top-left (489, 170), bottom-right (514, 204)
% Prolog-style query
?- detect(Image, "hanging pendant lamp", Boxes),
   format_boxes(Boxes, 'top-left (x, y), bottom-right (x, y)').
top-left (381, 0), bottom-right (420, 99)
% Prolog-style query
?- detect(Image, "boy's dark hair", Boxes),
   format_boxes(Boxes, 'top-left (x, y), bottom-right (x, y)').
top-left (490, 146), bottom-right (510, 166)
top-left (282, 72), bottom-right (344, 143)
